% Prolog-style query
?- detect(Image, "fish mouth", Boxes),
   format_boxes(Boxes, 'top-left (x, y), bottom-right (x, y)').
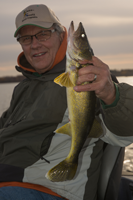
top-left (68, 21), bottom-right (86, 41)
top-left (74, 22), bottom-right (85, 38)
top-left (68, 21), bottom-right (88, 52)
top-left (68, 21), bottom-right (85, 64)
top-left (68, 21), bottom-right (92, 61)
top-left (68, 21), bottom-right (74, 40)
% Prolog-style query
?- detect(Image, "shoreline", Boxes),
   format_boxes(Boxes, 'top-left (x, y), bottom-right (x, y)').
top-left (0, 69), bottom-right (133, 83)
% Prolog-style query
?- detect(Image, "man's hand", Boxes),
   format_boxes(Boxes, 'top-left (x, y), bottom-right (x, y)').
top-left (74, 56), bottom-right (116, 105)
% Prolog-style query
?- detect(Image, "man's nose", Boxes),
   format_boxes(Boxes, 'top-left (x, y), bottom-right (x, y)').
top-left (31, 36), bottom-right (41, 48)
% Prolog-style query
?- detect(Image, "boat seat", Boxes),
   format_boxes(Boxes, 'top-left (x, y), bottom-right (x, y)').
top-left (97, 143), bottom-right (125, 200)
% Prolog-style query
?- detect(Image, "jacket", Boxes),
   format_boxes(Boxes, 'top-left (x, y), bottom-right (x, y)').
top-left (0, 46), bottom-right (133, 200)
top-left (102, 83), bottom-right (133, 140)
top-left (0, 52), bottom-right (103, 199)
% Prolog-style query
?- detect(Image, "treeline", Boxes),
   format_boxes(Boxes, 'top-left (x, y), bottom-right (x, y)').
top-left (0, 69), bottom-right (133, 83)
top-left (0, 75), bottom-right (25, 83)
top-left (110, 69), bottom-right (133, 77)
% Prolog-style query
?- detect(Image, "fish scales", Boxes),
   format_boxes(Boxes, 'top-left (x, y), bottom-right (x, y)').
top-left (46, 21), bottom-right (97, 182)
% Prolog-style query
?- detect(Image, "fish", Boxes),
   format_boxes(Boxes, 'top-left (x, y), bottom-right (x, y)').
top-left (46, 21), bottom-right (102, 182)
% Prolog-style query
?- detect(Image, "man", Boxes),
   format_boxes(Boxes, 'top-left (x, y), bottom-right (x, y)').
top-left (0, 4), bottom-right (133, 200)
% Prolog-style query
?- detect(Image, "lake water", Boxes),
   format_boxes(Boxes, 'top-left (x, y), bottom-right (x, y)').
top-left (0, 77), bottom-right (133, 174)
top-left (0, 82), bottom-right (18, 115)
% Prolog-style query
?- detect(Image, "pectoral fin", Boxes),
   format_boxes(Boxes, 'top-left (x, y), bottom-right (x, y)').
top-left (54, 72), bottom-right (74, 87)
top-left (88, 118), bottom-right (103, 138)
top-left (55, 122), bottom-right (71, 137)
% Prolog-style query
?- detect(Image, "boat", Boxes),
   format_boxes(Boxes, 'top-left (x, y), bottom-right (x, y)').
top-left (97, 142), bottom-right (133, 200)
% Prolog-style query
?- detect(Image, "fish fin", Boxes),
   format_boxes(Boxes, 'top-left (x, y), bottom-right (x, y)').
top-left (55, 123), bottom-right (71, 136)
top-left (88, 118), bottom-right (103, 138)
top-left (54, 72), bottom-right (74, 87)
top-left (45, 159), bottom-right (78, 182)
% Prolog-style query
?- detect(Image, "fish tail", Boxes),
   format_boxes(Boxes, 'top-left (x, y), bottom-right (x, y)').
top-left (45, 159), bottom-right (78, 182)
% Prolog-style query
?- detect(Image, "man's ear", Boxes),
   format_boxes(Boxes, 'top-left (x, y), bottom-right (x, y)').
top-left (60, 32), bottom-right (65, 43)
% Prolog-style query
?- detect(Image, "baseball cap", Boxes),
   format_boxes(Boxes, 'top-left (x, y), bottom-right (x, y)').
top-left (14, 4), bottom-right (61, 37)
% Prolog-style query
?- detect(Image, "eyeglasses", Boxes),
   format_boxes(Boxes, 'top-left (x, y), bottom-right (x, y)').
top-left (17, 29), bottom-right (56, 45)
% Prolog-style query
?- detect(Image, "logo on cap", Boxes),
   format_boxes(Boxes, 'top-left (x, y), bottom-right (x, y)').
top-left (22, 9), bottom-right (38, 22)
top-left (23, 11), bottom-right (29, 17)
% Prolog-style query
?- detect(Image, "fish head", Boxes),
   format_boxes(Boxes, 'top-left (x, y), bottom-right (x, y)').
top-left (67, 21), bottom-right (92, 64)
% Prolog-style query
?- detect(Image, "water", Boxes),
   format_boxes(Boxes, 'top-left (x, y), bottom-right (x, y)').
top-left (0, 82), bottom-right (18, 115)
top-left (0, 77), bottom-right (133, 174)
top-left (117, 76), bottom-right (133, 86)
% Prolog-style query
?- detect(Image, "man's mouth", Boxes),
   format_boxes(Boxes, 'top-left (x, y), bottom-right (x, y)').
top-left (33, 52), bottom-right (46, 57)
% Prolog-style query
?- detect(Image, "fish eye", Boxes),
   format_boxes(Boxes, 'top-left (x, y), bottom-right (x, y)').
top-left (81, 34), bottom-right (85, 38)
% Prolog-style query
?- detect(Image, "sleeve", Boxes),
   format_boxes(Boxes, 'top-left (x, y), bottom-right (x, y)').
top-left (100, 82), bottom-right (120, 109)
top-left (100, 83), bottom-right (133, 146)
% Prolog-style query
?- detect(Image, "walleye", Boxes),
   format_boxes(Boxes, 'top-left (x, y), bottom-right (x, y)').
top-left (46, 21), bottom-right (100, 182)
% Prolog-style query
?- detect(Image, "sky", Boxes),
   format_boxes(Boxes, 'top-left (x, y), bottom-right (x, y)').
top-left (0, 0), bottom-right (133, 77)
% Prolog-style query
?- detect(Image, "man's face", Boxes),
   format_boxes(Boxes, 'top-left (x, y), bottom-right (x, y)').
top-left (19, 25), bottom-right (63, 73)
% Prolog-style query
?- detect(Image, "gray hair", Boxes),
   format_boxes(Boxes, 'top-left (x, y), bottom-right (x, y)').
top-left (52, 23), bottom-right (65, 43)
top-left (52, 23), bottom-right (65, 33)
